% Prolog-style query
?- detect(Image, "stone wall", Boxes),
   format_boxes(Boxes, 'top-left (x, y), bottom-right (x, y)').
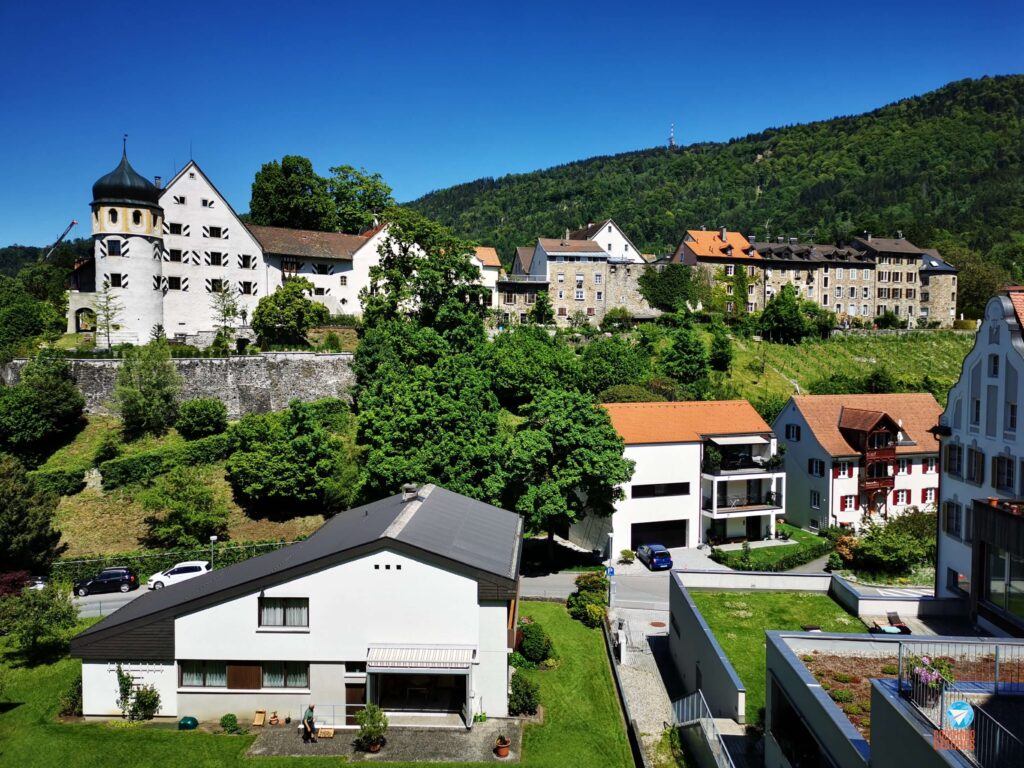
top-left (1, 353), bottom-right (355, 419)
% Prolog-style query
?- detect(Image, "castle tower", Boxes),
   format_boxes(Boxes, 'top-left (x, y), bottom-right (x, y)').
top-left (90, 144), bottom-right (164, 345)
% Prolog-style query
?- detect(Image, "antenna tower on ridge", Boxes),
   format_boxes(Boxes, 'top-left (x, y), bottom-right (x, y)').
top-left (668, 123), bottom-right (676, 148)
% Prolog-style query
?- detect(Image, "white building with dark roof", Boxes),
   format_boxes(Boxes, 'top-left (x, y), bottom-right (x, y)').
top-left (70, 485), bottom-right (523, 725)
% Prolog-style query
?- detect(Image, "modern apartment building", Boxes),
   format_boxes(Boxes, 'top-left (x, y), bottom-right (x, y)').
top-left (935, 288), bottom-right (1024, 637)
top-left (774, 394), bottom-right (942, 531)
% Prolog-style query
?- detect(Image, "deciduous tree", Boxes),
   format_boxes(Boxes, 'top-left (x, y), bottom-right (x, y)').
top-left (113, 340), bottom-right (182, 438)
top-left (327, 165), bottom-right (395, 233)
top-left (0, 454), bottom-right (65, 573)
top-left (249, 155), bottom-right (338, 232)
top-left (0, 350), bottom-right (84, 461)
top-left (659, 327), bottom-right (711, 399)
top-left (251, 278), bottom-right (329, 346)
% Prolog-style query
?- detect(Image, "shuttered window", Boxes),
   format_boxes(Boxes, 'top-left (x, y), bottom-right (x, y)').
top-left (227, 662), bottom-right (262, 690)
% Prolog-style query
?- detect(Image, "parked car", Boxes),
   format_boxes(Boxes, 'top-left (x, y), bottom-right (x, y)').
top-left (73, 567), bottom-right (139, 596)
top-left (636, 544), bottom-right (674, 571)
top-left (25, 576), bottom-right (46, 591)
top-left (146, 561), bottom-right (211, 590)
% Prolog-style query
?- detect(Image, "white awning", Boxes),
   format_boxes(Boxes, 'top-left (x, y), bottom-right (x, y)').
top-left (709, 435), bottom-right (768, 446)
top-left (366, 645), bottom-right (475, 672)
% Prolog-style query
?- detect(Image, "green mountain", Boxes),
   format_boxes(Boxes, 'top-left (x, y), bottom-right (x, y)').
top-left (410, 75), bottom-right (1024, 264)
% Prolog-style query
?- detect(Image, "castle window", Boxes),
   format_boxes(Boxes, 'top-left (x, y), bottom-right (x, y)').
top-left (314, 287), bottom-right (326, 296)
top-left (107, 240), bottom-right (122, 257)
top-left (169, 249), bottom-right (182, 262)
top-left (173, 195), bottom-right (186, 205)
top-left (208, 252), bottom-right (223, 267)
top-left (202, 199), bottom-right (213, 208)
top-left (109, 273), bottom-right (124, 288)
top-left (209, 279), bottom-right (224, 293)
top-left (315, 264), bottom-right (330, 275)
top-left (132, 210), bottom-right (142, 226)
top-left (208, 226), bottom-right (223, 239)
top-left (188, 172), bottom-right (196, 179)
top-left (339, 275), bottom-right (347, 286)
top-left (108, 209), bottom-right (118, 224)
top-left (167, 277), bottom-right (182, 291)
top-left (169, 223), bottom-right (183, 235)
top-left (240, 254), bottom-right (254, 269)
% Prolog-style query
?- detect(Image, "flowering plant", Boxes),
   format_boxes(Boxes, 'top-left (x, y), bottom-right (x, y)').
top-left (908, 655), bottom-right (955, 689)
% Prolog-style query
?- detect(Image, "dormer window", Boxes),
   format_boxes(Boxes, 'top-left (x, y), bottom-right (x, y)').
top-left (108, 209), bottom-right (118, 224)
top-left (132, 210), bottom-right (142, 226)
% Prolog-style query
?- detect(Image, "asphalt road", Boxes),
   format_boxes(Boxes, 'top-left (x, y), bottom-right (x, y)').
top-left (74, 588), bottom-right (147, 618)
top-left (521, 571), bottom-right (671, 609)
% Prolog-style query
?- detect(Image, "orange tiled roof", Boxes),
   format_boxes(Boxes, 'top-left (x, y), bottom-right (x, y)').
top-left (474, 246), bottom-right (502, 269)
top-left (602, 401), bottom-right (772, 445)
top-left (246, 224), bottom-right (368, 261)
top-left (790, 394), bottom-right (941, 456)
top-left (682, 230), bottom-right (758, 260)
top-left (1005, 286), bottom-right (1024, 327)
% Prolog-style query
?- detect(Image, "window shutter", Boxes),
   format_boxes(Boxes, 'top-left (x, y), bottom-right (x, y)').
top-left (907, 460), bottom-right (912, 474)
top-left (227, 663), bottom-right (261, 690)
top-left (992, 457), bottom-right (998, 485)
top-left (808, 459), bottom-right (814, 474)
top-left (921, 488), bottom-right (927, 503)
top-left (833, 463), bottom-right (840, 479)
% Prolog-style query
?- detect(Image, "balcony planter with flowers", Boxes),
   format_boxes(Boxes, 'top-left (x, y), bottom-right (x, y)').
top-left (908, 655), bottom-right (954, 707)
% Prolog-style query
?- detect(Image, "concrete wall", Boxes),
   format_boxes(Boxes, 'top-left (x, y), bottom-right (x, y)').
top-left (1, 352), bottom-right (355, 419)
top-left (869, 679), bottom-right (962, 768)
top-left (82, 660), bottom-right (178, 717)
top-left (668, 573), bottom-right (746, 722)
top-left (676, 570), bottom-right (832, 593)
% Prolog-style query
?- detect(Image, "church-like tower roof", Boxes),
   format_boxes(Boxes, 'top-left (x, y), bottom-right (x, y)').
top-left (92, 149), bottom-right (160, 206)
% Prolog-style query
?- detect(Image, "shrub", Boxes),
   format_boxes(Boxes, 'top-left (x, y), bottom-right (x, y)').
top-left (354, 703), bottom-right (388, 750)
top-left (93, 431), bottom-right (123, 465)
top-left (583, 603), bottom-right (606, 628)
top-left (827, 553), bottom-right (843, 571)
top-left (519, 621), bottom-right (553, 663)
top-left (114, 341), bottom-right (182, 438)
top-left (0, 570), bottom-right (31, 597)
top-left (178, 432), bottom-right (231, 465)
top-left (0, 457), bottom-right (65, 580)
top-left (319, 332), bottom-right (342, 352)
top-left (508, 651), bottom-right (536, 670)
top-left (833, 672), bottom-right (852, 683)
top-left (175, 398), bottom-right (229, 440)
top-left (845, 703), bottom-right (864, 715)
top-left (573, 571), bottom-right (609, 593)
top-left (129, 684), bottom-right (161, 721)
top-left (99, 433), bottom-right (231, 490)
top-left (220, 713), bottom-right (241, 733)
top-left (881, 664), bottom-right (899, 675)
top-left (508, 672), bottom-right (540, 716)
top-left (619, 549), bottom-right (635, 564)
top-left (27, 466), bottom-right (87, 497)
top-left (851, 523), bottom-right (930, 574)
top-left (596, 384), bottom-right (666, 403)
top-left (829, 689), bottom-right (854, 703)
top-left (142, 466), bottom-right (229, 548)
top-left (59, 677), bottom-right (83, 716)
top-left (952, 319), bottom-right (977, 331)
top-left (567, 571), bottom-right (608, 626)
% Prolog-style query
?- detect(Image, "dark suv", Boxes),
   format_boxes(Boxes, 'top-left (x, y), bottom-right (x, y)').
top-left (74, 567), bottom-right (139, 596)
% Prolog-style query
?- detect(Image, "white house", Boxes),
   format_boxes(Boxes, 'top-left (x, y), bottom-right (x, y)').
top-left (471, 246), bottom-right (503, 307)
top-left (568, 219), bottom-right (646, 264)
top-left (569, 401), bottom-right (785, 553)
top-left (935, 288), bottom-right (1024, 637)
top-left (773, 394), bottom-right (942, 532)
top-left (70, 485), bottom-right (523, 725)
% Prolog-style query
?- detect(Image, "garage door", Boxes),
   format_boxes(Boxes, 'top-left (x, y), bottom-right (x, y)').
top-left (631, 520), bottom-right (688, 550)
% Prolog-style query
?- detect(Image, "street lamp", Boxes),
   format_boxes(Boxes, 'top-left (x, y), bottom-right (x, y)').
top-left (607, 532), bottom-right (614, 606)
top-left (210, 535), bottom-right (218, 568)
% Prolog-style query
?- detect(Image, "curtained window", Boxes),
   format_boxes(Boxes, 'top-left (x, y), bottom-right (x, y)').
top-left (180, 660), bottom-right (227, 687)
top-left (262, 661), bottom-right (309, 688)
top-left (259, 597), bottom-right (308, 627)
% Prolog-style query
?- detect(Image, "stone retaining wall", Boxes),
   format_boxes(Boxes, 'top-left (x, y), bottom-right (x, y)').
top-left (1, 353), bottom-right (355, 419)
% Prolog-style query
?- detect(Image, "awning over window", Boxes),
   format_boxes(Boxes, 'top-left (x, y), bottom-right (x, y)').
top-left (366, 645), bottom-right (475, 672)
top-left (709, 435), bottom-right (768, 446)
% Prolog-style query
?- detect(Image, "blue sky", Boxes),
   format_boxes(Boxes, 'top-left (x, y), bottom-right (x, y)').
top-left (1, 0), bottom-right (1022, 246)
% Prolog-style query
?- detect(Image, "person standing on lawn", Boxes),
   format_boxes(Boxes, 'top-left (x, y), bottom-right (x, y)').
top-left (302, 704), bottom-right (317, 743)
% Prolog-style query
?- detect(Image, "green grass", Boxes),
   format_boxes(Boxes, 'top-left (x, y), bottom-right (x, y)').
top-left (39, 416), bottom-right (186, 474)
top-left (728, 331), bottom-right (973, 405)
top-left (711, 523), bottom-right (832, 571)
top-left (689, 591), bottom-right (866, 724)
top-left (0, 602), bottom-right (630, 768)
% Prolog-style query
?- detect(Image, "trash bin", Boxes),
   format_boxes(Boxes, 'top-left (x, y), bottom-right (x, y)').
top-left (178, 716), bottom-right (198, 731)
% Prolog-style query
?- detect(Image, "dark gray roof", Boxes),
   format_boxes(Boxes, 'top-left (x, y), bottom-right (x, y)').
top-left (73, 485), bottom-right (522, 642)
top-left (920, 249), bottom-right (958, 274)
top-left (92, 150), bottom-right (161, 206)
top-left (851, 236), bottom-right (924, 255)
top-left (754, 242), bottom-right (872, 264)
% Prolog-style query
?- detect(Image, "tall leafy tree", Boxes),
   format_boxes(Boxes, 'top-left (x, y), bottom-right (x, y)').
top-left (660, 327), bottom-right (711, 399)
top-left (504, 390), bottom-right (634, 556)
top-left (527, 291), bottom-right (554, 325)
top-left (114, 340), bottom-right (182, 438)
top-left (209, 285), bottom-right (241, 342)
top-left (487, 326), bottom-right (581, 410)
top-left (760, 284), bottom-right (811, 344)
top-left (0, 454), bottom-right (65, 573)
top-left (578, 336), bottom-right (649, 395)
top-left (251, 278), bottom-right (329, 346)
top-left (327, 165), bottom-right (395, 233)
top-left (143, 466), bottom-right (229, 547)
top-left (0, 350), bottom-right (85, 462)
top-left (250, 155), bottom-right (338, 231)
top-left (709, 323), bottom-right (733, 372)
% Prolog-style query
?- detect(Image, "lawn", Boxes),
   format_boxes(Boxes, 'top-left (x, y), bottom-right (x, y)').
top-left (0, 602), bottom-right (631, 768)
top-left (728, 331), bottom-right (973, 405)
top-left (710, 523), bottom-right (832, 571)
top-left (689, 591), bottom-right (866, 724)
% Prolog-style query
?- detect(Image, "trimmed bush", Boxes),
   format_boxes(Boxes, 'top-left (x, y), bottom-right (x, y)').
top-left (220, 713), bottom-right (241, 733)
top-left (508, 672), bottom-right (540, 716)
top-left (93, 431), bottom-right (123, 466)
top-left (27, 466), bottom-right (87, 497)
top-left (710, 535), bottom-right (833, 572)
top-left (175, 398), bottom-right (228, 440)
top-left (59, 676), bottom-right (83, 716)
top-left (178, 432), bottom-right (231, 466)
top-left (99, 433), bottom-right (232, 489)
top-left (129, 684), bottom-right (161, 721)
top-left (567, 571), bottom-right (608, 627)
top-left (519, 621), bottom-right (553, 663)
top-left (508, 651), bottom-right (536, 670)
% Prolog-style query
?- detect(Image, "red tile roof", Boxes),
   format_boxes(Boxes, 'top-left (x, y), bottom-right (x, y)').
top-left (474, 246), bottom-right (502, 269)
top-left (678, 230), bottom-right (759, 261)
top-left (1005, 286), bottom-right (1024, 327)
top-left (246, 224), bottom-right (368, 261)
top-left (790, 394), bottom-right (942, 456)
top-left (602, 401), bottom-right (772, 445)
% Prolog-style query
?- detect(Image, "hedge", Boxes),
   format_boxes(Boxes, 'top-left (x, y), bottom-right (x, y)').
top-left (28, 465), bottom-right (88, 497)
top-left (99, 433), bottom-right (232, 489)
top-left (710, 536), bottom-right (833, 572)
top-left (50, 538), bottom-right (300, 584)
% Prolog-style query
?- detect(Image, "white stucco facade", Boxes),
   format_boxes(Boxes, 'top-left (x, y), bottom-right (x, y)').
top-left (577, 220), bottom-right (646, 264)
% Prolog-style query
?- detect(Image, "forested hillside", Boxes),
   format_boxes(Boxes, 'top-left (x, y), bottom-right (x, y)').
top-left (411, 76), bottom-right (1024, 272)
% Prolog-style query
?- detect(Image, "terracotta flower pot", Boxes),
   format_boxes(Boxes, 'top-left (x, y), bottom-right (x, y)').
top-left (368, 741), bottom-right (382, 754)
top-left (495, 737), bottom-right (511, 758)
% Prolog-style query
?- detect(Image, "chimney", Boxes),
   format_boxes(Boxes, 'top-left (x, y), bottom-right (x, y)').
top-left (401, 483), bottom-right (419, 502)
top-left (747, 234), bottom-right (756, 244)
top-left (896, 230), bottom-right (903, 240)
top-left (789, 237), bottom-right (797, 245)
top-left (867, 232), bottom-right (873, 242)
top-left (154, 176), bottom-right (162, 189)
top-left (719, 226), bottom-right (727, 242)
top-left (777, 236), bottom-right (784, 244)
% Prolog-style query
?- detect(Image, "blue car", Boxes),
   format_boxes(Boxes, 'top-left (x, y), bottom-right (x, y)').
top-left (636, 544), bottom-right (673, 571)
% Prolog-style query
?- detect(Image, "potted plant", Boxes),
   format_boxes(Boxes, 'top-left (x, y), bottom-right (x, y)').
top-left (909, 655), bottom-right (953, 707)
top-left (495, 734), bottom-right (511, 758)
top-left (355, 704), bottom-right (388, 753)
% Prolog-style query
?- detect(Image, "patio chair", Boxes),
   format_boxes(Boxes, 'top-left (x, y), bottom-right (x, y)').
top-left (887, 611), bottom-right (905, 626)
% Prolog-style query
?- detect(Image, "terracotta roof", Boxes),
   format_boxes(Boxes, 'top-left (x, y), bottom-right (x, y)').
top-left (679, 230), bottom-right (759, 261)
top-left (514, 246), bottom-right (534, 274)
top-left (1006, 287), bottom-right (1024, 327)
top-left (569, 220), bottom-right (610, 240)
top-left (836, 407), bottom-right (887, 433)
top-left (789, 394), bottom-right (942, 456)
top-left (359, 222), bottom-right (387, 239)
top-left (602, 401), bottom-right (772, 445)
top-left (474, 246), bottom-right (502, 269)
top-left (537, 238), bottom-right (608, 255)
top-left (247, 224), bottom-right (368, 261)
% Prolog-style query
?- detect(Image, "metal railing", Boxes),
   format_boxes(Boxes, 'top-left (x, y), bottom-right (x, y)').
top-left (702, 492), bottom-right (784, 512)
top-left (498, 274), bottom-right (549, 283)
top-left (898, 641), bottom-right (1024, 768)
top-left (672, 690), bottom-right (736, 768)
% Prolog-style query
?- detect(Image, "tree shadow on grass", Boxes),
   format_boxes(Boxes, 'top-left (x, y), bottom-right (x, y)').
top-left (0, 702), bottom-right (23, 716)
top-left (519, 537), bottom-right (603, 576)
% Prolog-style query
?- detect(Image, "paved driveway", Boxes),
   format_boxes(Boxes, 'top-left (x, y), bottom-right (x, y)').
top-left (73, 588), bottom-right (146, 618)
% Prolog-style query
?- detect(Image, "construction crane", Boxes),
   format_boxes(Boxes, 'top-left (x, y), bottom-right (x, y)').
top-left (42, 219), bottom-right (78, 262)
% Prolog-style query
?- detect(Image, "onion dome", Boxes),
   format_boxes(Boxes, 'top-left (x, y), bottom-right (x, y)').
top-left (92, 149), bottom-right (160, 206)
